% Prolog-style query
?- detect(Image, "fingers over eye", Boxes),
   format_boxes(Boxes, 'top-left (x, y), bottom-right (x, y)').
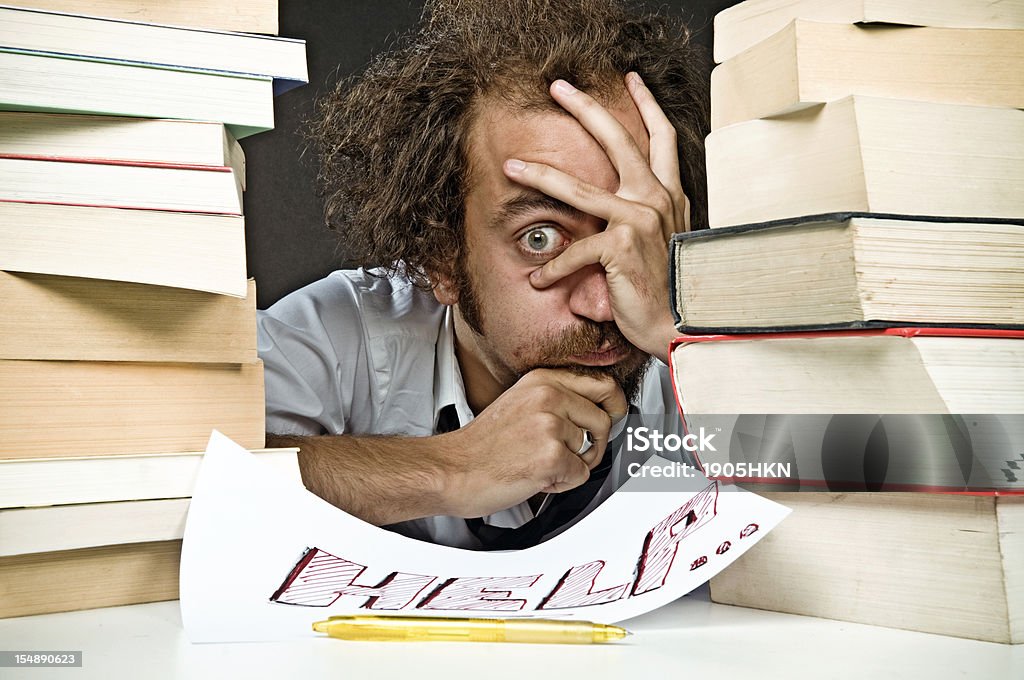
top-left (625, 72), bottom-right (684, 196)
top-left (503, 158), bottom-right (625, 220)
top-left (529, 233), bottom-right (608, 289)
top-left (548, 79), bottom-right (653, 189)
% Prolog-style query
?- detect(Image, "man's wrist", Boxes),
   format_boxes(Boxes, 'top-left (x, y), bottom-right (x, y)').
top-left (409, 431), bottom-right (461, 518)
top-left (639, 315), bottom-right (679, 364)
top-left (425, 428), bottom-right (474, 518)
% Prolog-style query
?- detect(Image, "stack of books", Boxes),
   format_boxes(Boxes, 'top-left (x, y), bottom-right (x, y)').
top-left (6, 0), bottom-right (280, 33)
top-left (0, 3), bottom-right (306, 617)
top-left (0, 447), bottom-right (300, 618)
top-left (668, 0), bottom-right (1024, 643)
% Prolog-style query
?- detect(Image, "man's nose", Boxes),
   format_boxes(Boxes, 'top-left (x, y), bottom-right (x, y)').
top-left (567, 264), bottom-right (614, 323)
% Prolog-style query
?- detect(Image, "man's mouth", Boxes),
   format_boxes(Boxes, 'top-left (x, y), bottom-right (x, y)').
top-left (569, 341), bottom-right (628, 367)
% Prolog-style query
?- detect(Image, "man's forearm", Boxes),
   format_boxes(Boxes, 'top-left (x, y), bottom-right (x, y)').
top-left (266, 433), bottom-right (453, 525)
top-left (266, 369), bottom-right (626, 526)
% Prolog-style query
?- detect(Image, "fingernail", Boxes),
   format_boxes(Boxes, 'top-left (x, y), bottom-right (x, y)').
top-left (505, 159), bottom-right (526, 173)
top-left (553, 80), bottom-right (577, 95)
top-left (530, 268), bottom-right (542, 282)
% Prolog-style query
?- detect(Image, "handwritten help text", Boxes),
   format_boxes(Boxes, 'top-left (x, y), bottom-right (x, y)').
top-left (270, 482), bottom-right (759, 612)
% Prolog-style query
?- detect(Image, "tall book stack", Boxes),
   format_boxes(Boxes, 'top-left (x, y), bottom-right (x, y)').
top-left (0, 3), bottom-right (306, 617)
top-left (668, 0), bottom-right (1024, 643)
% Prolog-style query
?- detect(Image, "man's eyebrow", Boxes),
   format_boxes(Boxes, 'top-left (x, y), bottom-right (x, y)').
top-left (488, 192), bottom-right (587, 231)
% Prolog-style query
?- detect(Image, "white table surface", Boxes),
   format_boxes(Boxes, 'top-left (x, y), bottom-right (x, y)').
top-left (1, 592), bottom-right (1020, 680)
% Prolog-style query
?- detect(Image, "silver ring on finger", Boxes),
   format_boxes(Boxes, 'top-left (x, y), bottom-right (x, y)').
top-left (576, 428), bottom-right (594, 456)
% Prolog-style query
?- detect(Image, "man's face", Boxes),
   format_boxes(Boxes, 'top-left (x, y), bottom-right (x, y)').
top-left (441, 90), bottom-right (653, 403)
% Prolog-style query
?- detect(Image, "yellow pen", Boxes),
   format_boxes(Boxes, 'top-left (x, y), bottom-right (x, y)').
top-left (311, 615), bottom-right (631, 644)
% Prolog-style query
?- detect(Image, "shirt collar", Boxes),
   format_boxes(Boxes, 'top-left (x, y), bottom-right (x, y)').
top-left (433, 306), bottom-right (474, 431)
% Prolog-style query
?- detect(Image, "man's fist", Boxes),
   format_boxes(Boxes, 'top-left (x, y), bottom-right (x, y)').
top-left (437, 368), bottom-right (627, 518)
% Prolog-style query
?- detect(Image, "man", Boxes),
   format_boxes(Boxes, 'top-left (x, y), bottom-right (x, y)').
top-left (258, 0), bottom-right (710, 548)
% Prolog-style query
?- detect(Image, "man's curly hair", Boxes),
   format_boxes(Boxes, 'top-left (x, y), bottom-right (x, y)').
top-left (309, 0), bottom-right (710, 289)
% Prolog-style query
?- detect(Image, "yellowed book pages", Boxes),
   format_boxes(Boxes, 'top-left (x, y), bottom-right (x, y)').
top-left (0, 273), bottom-right (257, 363)
top-left (0, 156), bottom-right (243, 214)
top-left (670, 333), bottom-right (1024, 414)
top-left (706, 95), bottom-right (1024, 228)
top-left (1, 449), bottom-right (302, 555)
top-left (0, 201), bottom-right (246, 296)
top-left (711, 21), bottom-right (1024, 129)
top-left (0, 540), bottom-right (181, 618)
top-left (671, 217), bottom-right (1024, 330)
top-left (0, 7), bottom-right (305, 88)
top-left (0, 448), bottom-right (299, 508)
top-left (0, 360), bottom-right (265, 458)
top-left (0, 112), bottom-right (244, 188)
top-left (714, 0), bottom-right (1024, 63)
top-left (0, 498), bottom-right (190, 556)
top-left (0, 51), bottom-right (275, 138)
top-left (710, 493), bottom-right (1023, 644)
top-left (7, 0), bottom-right (278, 34)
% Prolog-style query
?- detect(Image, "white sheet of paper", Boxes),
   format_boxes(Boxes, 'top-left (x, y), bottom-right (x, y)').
top-left (180, 431), bottom-right (789, 643)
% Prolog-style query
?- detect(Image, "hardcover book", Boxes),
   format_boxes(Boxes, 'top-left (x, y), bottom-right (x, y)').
top-left (0, 50), bottom-right (274, 137)
top-left (668, 328), bottom-right (1024, 414)
top-left (670, 214), bottom-right (1024, 332)
top-left (0, 5), bottom-right (305, 92)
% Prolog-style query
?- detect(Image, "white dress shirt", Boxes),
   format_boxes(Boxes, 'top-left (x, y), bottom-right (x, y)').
top-left (258, 268), bottom-right (681, 549)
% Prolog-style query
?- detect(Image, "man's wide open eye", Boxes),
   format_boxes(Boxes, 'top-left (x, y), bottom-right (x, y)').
top-left (518, 225), bottom-right (566, 255)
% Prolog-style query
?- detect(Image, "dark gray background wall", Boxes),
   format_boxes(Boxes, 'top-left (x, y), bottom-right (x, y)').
top-left (243, 0), bottom-right (740, 309)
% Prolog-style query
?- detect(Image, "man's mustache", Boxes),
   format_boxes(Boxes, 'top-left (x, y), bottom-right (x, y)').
top-left (538, 321), bottom-right (634, 363)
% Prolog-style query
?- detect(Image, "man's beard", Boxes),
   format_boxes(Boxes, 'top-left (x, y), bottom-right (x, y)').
top-left (529, 319), bottom-right (651, 403)
top-left (455, 269), bottom-right (651, 404)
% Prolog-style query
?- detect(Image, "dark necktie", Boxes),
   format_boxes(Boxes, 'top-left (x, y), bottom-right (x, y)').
top-left (436, 404), bottom-right (619, 551)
